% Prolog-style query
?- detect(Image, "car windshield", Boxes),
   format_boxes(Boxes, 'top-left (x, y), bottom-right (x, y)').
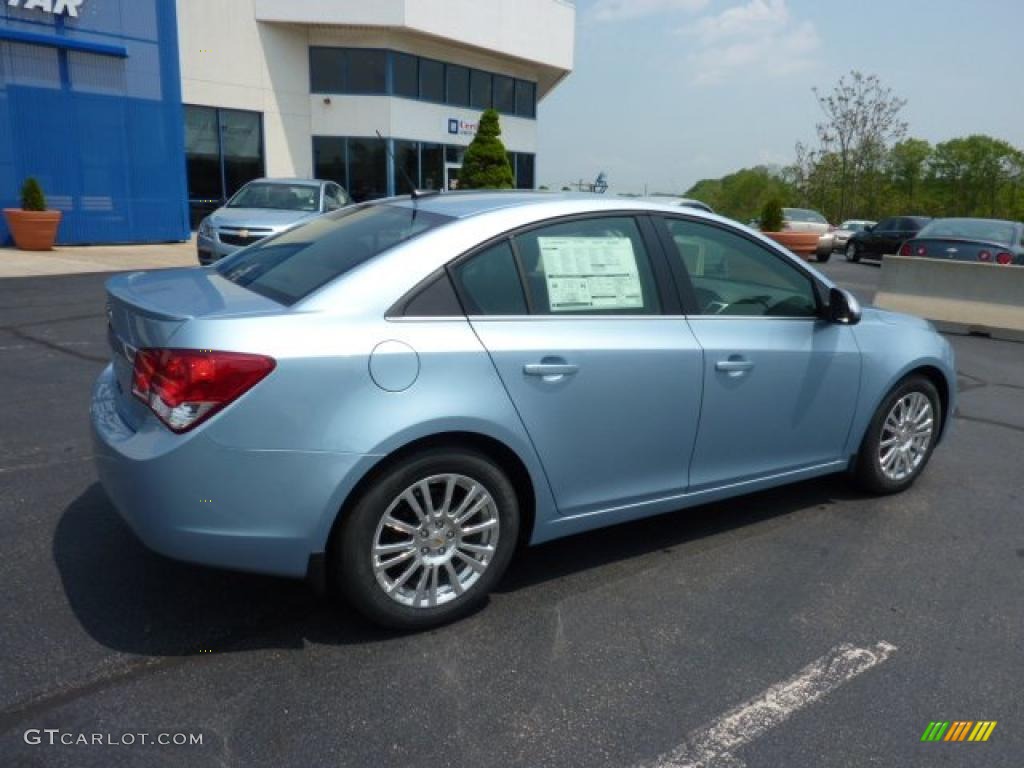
top-left (918, 218), bottom-right (1017, 246)
top-left (784, 208), bottom-right (827, 223)
top-left (216, 204), bottom-right (452, 305)
top-left (227, 183), bottom-right (321, 212)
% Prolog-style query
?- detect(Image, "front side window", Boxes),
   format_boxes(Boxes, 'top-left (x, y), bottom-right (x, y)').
top-left (217, 205), bottom-right (451, 305)
top-left (452, 240), bottom-right (527, 315)
top-left (514, 217), bottom-right (661, 315)
top-left (664, 218), bottom-right (818, 317)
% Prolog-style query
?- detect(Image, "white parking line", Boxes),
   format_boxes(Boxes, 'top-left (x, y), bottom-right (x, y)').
top-left (646, 641), bottom-right (897, 768)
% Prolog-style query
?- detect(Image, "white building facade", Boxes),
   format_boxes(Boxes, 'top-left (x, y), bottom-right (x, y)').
top-left (177, 0), bottom-right (576, 222)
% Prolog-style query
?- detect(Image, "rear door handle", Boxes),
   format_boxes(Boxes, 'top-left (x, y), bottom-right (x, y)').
top-left (715, 358), bottom-right (754, 374)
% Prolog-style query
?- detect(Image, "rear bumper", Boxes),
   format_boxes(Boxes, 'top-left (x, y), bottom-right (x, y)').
top-left (90, 366), bottom-right (368, 578)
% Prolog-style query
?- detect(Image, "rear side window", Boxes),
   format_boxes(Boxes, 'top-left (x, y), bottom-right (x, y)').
top-left (216, 205), bottom-right (451, 305)
top-left (513, 217), bottom-right (661, 315)
top-left (452, 240), bottom-right (527, 315)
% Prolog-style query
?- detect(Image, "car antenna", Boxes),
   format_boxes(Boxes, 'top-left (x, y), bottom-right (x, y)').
top-left (377, 130), bottom-right (439, 201)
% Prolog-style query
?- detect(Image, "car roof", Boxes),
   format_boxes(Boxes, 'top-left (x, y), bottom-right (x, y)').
top-left (248, 178), bottom-right (330, 187)
top-left (380, 191), bottom-right (717, 220)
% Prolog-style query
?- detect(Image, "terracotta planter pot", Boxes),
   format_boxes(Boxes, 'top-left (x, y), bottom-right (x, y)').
top-left (762, 230), bottom-right (820, 259)
top-left (3, 209), bottom-right (62, 251)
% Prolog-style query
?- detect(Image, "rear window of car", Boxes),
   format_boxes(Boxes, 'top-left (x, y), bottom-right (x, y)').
top-left (918, 218), bottom-right (1017, 246)
top-left (216, 204), bottom-right (452, 305)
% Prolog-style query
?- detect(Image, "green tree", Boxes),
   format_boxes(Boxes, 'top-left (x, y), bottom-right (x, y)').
top-left (459, 109), bottom-right (514, 190)
top-left (685, 166), bottom-right (796, 223)
top-left (20, 177), bottom-right (46, 211)
top-left (811, 71), bottom-right (908, 220)
top-left (887, 138), bottom-right (931, 211)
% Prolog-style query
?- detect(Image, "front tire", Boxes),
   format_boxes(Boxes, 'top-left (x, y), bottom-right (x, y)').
top-left (817, 250), bottom-right (831, 263)
top-left (845, 242), bottom-right (861, 263)
top-left (333, 448), bottom-right (520, 630)
top-left (855, 375), bottom-right (941, 494)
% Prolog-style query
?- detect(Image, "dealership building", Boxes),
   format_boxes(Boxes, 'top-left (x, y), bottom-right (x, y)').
top-left (0, 0), bottom-right (575, 244)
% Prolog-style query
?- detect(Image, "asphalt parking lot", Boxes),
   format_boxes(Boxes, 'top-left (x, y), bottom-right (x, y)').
top-left (1, 258), bottom-right (1021, 767)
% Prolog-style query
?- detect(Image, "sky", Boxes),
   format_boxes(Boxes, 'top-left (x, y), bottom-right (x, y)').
top-left (536, 0), bottom-right (1024, 195)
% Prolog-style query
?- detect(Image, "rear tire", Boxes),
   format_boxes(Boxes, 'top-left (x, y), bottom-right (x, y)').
top-left (817, 250), bottom-right (831, 263)
top-left (332, 448), bottom-right (519, 630)
top-left (855, 375), bottom-right (941, 494)
top-left (845, 243), bottom-right (861, 263)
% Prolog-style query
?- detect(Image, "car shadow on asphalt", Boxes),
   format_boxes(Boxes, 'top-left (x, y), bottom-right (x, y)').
top-left (498, 476), bottom-right (863, 593)
top-left (54, 477), bottom-right (866, 657)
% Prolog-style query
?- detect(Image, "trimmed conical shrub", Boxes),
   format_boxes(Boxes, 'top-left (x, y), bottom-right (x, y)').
top-left (460, 109), bottom-right (515, 190)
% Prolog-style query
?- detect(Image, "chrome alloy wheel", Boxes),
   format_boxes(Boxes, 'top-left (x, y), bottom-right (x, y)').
top-left (878, 392), bottom-right (934, 481)
top-left (371, 474), bottom-right (500, 608)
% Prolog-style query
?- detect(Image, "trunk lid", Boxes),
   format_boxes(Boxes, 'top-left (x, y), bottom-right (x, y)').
top-left (104, 268), bottom-right (283, 429)
top-left (905, 238), bottom-right (1015, 263)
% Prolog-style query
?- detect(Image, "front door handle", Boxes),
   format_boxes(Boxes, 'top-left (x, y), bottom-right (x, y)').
top-left (715, 358), bottom-right (754, 375)
top-left (524, 362), bottom-right (579, 377)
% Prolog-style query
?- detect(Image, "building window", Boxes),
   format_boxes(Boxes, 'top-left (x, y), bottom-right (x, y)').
top-left (393, 140), bottom-right (419, 195)
top-left (347, 49), bottom-right (387, 93)
top-left (493, 74), bottom-right (515, 114)
top-left (313, 137), bottom-right (348, 189)
top-left (221, 109), bottom-right (264, 198)
top-left (515, 80), bottom-right (536, 118)
top-left (420, 143), bottom-right (444, 191)
top-left (392, 52), bottom-right (418, 99)
top-left (314, 137), bottom-right (387, 202)
top-left (310, 48), bottom-right (346, 93)
top-left (307, 47), bottom-right (537, 120)
top-left (470, 69), bottom-right (492, 110)
top-left (445, 64), bottom-right (470, 107)
top-left (419, 58), bottom-right (444, 102)
top-left (185, 105), bottom-right (265, 226)
top-left (515, 153), bottom-right (536, 190)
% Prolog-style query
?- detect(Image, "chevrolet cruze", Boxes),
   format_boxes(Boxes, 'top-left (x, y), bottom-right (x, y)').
top-left (92, 193), bottom-right (956, 629)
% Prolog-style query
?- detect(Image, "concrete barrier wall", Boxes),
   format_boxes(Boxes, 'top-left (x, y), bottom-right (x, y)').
top-left (875, 255), bottom-right (1024, 341)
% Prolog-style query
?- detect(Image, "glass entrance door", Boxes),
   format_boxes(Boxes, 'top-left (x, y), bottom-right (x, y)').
top-left (444, 162), bottom-right (461, 191)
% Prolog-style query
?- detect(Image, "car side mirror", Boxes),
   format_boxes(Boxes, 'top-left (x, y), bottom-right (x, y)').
top-left (863, 224), bottom-right (874, 232)
top-left (828, 287), bottom-right (861, 325)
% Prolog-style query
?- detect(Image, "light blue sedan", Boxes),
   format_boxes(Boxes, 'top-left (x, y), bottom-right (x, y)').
top-left (92, 193), bottom-right (956, 629)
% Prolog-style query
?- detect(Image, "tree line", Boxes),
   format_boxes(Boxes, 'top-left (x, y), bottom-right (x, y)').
top-left (684, 72), bottom-right (1024, 226)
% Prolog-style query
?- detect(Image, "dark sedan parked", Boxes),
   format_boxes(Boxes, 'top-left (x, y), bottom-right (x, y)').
top-left (845, 216), bottom-right (932, 262)
top-left (899, 218), bottom-right (1024, 266)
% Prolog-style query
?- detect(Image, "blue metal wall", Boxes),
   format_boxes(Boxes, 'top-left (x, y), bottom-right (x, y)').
top-left (0, 1), bottom-right (190, 244)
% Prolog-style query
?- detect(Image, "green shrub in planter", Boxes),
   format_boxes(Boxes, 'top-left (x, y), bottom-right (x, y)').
top-left (21, 177), bottom-right (47, 212)
top-left (760, 198), bottom-right (784, 232)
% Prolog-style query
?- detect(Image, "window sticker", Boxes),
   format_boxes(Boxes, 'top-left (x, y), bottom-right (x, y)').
top-left (538, 236), bottom-right (644, 311)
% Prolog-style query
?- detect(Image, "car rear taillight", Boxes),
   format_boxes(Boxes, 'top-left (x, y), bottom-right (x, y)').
top-left (132, 349), bottom-right (276, 432)
top-left (899, 243), bottom-right (912, 256)
top-left (996, 252), bottom-right (1013, 265)
top-left (978, 250), bottom-right (992, 262)
top-left (915, 245), bottom-right (928, 256)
